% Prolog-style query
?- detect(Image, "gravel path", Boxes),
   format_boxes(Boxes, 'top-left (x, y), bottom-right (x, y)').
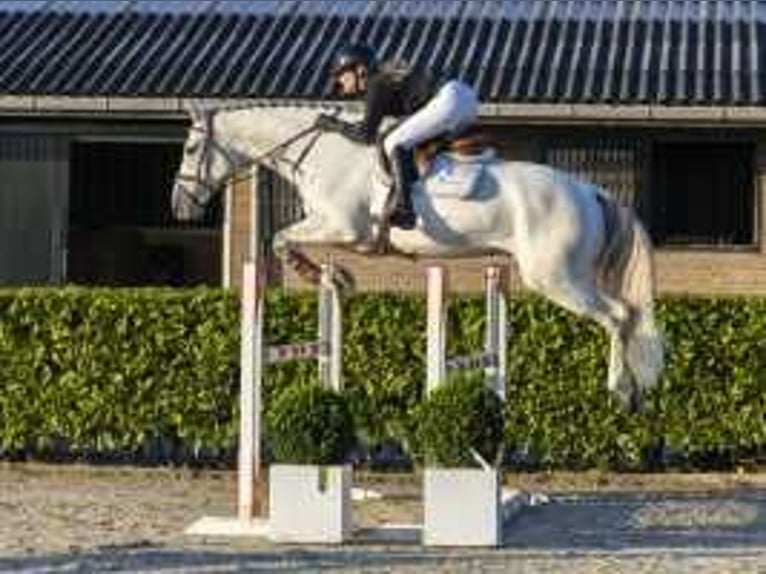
top-left (1, 464), bottom-right (764, 573)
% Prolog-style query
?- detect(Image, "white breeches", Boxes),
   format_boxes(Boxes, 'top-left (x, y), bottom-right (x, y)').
top-left (382, 80), bottom-right (479, 156)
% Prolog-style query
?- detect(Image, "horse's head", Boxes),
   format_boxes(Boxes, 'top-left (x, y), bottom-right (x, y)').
top-left (172, 103), bottom-right (373, 226)
top-left (172, 107), bottom-right (241, 221)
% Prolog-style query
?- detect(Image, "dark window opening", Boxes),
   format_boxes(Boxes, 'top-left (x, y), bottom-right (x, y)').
top-left (650, 142), bottom-right (754, 246)
top-left (543, 137), bottom-right (644, 209)
top-left (67, 141), bottom-right (222, 286)
top-left (256, 166), bottom-right (304, 254)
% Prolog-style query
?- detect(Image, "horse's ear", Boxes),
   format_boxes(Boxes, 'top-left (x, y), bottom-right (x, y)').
top-left (186, 104), bottom-right (201, 123)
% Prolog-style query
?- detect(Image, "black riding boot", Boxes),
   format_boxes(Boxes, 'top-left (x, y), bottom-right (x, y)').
top-left (388, 146), bottom-right (418, 230)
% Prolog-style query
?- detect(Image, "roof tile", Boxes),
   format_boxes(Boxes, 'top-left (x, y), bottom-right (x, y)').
top-left (0, 0), bottom-right (765, 105)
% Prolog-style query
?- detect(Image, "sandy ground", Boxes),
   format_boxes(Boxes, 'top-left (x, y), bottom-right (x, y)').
top-left (1, 464), bottom-right (765, 573)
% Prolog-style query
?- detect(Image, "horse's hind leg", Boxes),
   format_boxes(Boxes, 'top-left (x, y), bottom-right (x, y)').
top-left (528, 271), bottom-right (637, 409)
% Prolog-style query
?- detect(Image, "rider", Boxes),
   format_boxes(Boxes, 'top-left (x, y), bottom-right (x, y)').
top-left (315, 43), bottom-right (479, 230)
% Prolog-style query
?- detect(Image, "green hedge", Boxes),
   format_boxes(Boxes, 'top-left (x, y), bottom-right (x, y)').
top-left (0, 287), bottom-right (240, 462)
top-left (0, 287), bottom-right (764, 469)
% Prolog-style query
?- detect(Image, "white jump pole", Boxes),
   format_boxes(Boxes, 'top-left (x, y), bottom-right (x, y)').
top-left (238, 261), bottom-right (265, 521)
top-left (318, 262), bottom-right (342, 391)
top-left (238, 163), bottom-right (266, 521)
top-left (426, 266), bottom-right (447, 393)
top-left (484, 266), bottom-right (507, 400)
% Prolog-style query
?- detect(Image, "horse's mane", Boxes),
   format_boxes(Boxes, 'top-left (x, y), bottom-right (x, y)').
top-left (193, 99), bottom-right (361, 117)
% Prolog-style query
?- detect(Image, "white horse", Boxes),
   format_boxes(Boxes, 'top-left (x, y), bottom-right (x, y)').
top-left (172, 104), bottom-right (664, 412)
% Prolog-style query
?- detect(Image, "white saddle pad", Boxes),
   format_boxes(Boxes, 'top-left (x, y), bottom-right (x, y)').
top-left (423, 148), bottom-right (496, 200)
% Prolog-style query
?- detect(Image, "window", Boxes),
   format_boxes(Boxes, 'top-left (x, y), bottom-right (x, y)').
top-left (256, 166), bottom-right (304, 257)
top-left (543, 137), bottom-right (644, 209)
top-left (650, 142), bottom-right (755, 246)
top-left (542, 134), bottom-right (757, 248)
top-left (68, 141), bottom-right (222, 286)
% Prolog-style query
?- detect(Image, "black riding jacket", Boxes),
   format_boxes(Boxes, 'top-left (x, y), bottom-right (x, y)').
top-left (338, 67), bottom-right (436, 145)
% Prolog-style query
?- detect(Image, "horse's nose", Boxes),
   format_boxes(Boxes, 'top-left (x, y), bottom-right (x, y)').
top-left (171, 183), bottom-right (187, 220)
top-left (172, 183), bottom-right (201, 221)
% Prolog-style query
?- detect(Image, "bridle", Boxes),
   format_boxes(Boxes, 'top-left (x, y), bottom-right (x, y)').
top-left (174, 109), bottom-right (327, 211)
top-left (174, 112), bottom-right (237, 211)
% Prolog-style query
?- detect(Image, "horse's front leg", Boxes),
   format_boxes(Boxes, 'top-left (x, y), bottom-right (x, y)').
top-left (272, 216), bottom-right (318, 257)
top-left (274, 213), bottom-right (365, 249)
top-left (272, 217), bottom-right (325, 284)
top-left (273, 216), bottom-right (358, 291)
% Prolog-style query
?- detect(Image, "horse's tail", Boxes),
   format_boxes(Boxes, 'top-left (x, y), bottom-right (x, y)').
top-left (596, 192), bottom-right (664, 392)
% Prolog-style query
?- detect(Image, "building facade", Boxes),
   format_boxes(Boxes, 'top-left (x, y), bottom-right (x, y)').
top-left (2, 0), bottom-right (766, 294)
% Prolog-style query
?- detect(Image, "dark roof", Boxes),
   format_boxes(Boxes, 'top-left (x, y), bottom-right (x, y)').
top-left (2, 0), bottom-right (766, 105)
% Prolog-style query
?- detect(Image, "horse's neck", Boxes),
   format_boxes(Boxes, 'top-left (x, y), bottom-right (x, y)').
top-left (216, 107), bottom-right (316, 159)
top-left (216, 106), bottom-right (375, 203)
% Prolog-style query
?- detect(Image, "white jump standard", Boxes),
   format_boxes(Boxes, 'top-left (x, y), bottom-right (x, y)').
top-left (424, 264), bottom-right (516, 547)
top-left (186, 260), bottom-right (345, 540)
top-left (187, 262), bottom-right (522, 545)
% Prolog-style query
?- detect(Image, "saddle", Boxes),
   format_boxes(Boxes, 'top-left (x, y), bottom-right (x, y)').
top-left (376, 126), bottom-right (495, 201)
top-left (416, 126), bottom-right (494, 168)
top-left (376, 125), bottom-right (495, 179)
top-left (424, 147), bottom-right (496, 199)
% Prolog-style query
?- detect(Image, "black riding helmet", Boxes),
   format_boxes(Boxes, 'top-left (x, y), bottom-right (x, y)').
top-left (332, 43), bottom-right (379, 76)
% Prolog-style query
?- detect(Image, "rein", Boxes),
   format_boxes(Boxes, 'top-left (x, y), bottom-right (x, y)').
top-left (237, 123), bottom-right (323, 179)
